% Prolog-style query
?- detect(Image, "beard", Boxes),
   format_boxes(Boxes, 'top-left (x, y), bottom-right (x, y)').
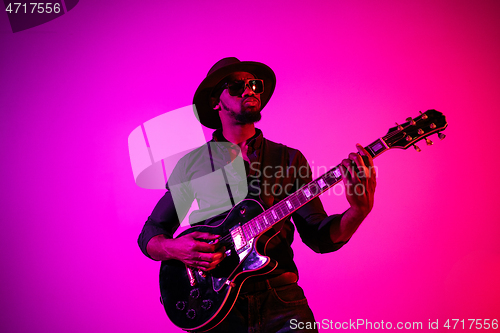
top-left (221, 99), bottom-right (262, 124)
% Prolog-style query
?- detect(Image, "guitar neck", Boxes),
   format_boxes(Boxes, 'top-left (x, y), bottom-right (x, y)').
top-left (239, 137), bottom-right (389, 241)
top-left (235, 109), bottom-right (448, 245)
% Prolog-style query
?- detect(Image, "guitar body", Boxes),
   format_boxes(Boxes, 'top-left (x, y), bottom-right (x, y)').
top-left (159, 199), bottom-right (278, 332)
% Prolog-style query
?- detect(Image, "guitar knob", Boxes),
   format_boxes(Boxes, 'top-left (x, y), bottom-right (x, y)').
top-left (406, 117), bottom-right (416, 125)
top-left (190, 288), bottom-right (200, 299)
top-left (201, 299), bottom-right (213, 310)
top-left (438, 133), bottom-right (446, 140)
top-left (425, 138), bottom-right (433, 146)
top-left (176, 301), bottom-right (186, 310)
top-left (186, 309), bottom-right (196, 319)
top-left (413, 145), bottom-right (422, 152)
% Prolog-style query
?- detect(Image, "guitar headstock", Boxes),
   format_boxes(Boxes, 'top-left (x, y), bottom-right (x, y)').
top-left (384, 109), bottom-right (448, 151)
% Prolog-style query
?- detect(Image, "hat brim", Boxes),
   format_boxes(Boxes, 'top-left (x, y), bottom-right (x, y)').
top-left (193, 61), bottom-right (276, 129)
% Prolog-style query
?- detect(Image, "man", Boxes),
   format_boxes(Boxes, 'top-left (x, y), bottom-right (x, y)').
top-left (138, 57), bottom-right (376, 332)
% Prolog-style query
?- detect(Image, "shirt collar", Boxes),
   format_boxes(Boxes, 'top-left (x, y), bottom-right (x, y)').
top-left (211, 128), bottom-right (263, 152)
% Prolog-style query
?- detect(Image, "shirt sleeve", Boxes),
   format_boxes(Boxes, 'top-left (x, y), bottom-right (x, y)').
top-left (289, 149), bottom-right (349, 253)
top-left (137, 191), bottom-right (181, 258)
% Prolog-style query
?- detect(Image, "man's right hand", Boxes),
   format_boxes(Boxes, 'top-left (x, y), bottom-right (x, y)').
top-left (146, 232), bottom-right (226, 271)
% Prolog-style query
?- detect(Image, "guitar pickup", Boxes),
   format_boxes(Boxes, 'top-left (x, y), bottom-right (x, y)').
top-left (230, 225), bottom-right (248, 253)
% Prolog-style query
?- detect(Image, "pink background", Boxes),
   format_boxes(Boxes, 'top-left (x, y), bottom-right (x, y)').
top-left (1, 0), bottom-right (499, 332)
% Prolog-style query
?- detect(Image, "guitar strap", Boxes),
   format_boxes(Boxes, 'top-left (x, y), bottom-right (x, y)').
top-left (206, 141), bottom-right (237, 207)
top-left (206, 136), bottom-right (288, 212)
top-left (255, 138), bottom-right (287, 210)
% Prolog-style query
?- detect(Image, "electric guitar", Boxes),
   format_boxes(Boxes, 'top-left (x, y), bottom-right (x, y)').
top-left (159, 109), bottom-right (448, 331)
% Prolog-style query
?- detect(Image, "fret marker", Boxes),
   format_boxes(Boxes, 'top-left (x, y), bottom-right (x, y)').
top-left (372, 142), bottom-right (383, 151)
top-left (303, 187), bottom-right (312, 198)
top-left (271, 210), bottom-right (278, 219)
top-left (286, 200), bottom-right (293, 209)
top-left (332, 168), bottom-right (341, 179)
top-left (263, 216), bottom-right (268, 225)
top-left (318, 178), bottom-right (327, 189)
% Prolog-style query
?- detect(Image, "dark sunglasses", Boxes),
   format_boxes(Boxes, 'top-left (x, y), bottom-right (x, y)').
top-left (223, 79), bottom-right (264, 97)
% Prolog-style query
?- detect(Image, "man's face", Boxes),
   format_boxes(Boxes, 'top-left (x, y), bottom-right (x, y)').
top-left (215, 72), bottom-right (262, 125)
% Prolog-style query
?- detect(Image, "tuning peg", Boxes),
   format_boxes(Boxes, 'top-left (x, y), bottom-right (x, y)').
top-left (438, 133), bottom-right (446, 140)
top-left (395, 122), bottom-right (404, 131)
top-left (430, 123), bottom-right (436, 129)
top-left (419, 111), bottom-right (428, 120)
top-left (418, 129), bottom-right (424, 135)
top-left (413, 144), bottom-right (421, 152)
top-left (406, 117), bottom-right (416, 125)
top-left (425, 138), bottom-right (433, 145)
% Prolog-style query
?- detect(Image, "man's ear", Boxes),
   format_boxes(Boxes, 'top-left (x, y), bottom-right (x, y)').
top-left (210, 97), bottom-right (221, 111)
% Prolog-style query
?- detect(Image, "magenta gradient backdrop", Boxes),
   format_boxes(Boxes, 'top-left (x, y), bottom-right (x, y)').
top-left (1, 0), bottom-right (499, 332)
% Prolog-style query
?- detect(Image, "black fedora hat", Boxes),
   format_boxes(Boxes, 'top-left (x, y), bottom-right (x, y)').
top-left (193, 57), bottom-right (276, 129)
